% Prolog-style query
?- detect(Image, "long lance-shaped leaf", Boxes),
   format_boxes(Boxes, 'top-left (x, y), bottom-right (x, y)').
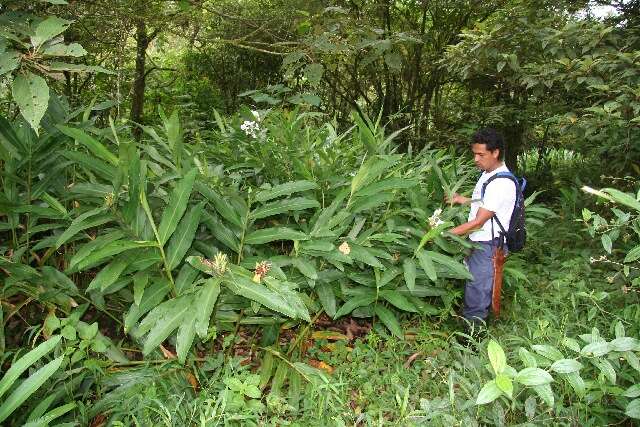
top-left (244, 227), bottom-right (309, 245)
top-left (224, 274), bottom-right (297, 319)
top-left (165, 201), bottom-right (205, 270)
top-left (250, 197), bottom-right (320, 220)
top-left (195, 278), bottom-right (221, 339)
top-left (67, 240), bottom-right (156, 273)
top-left (374, 305), bottom-right (403, 338)
top-left (334, 294), bottom-right (376, 319)
top-left (55, 207), bottom-right (107, 249)
top-left (62, 151), bottom-right (116, 181)
top-left (142, 296), bottom-right (192, 355)
top-left (416, 250), bottom-right (437, 282)
top-left (157, 168), bottom-right (198, 245)
top-left (195, 182), bottom-right (243, 228)
top-left (176, 316), bottom-right (196, 364)
top-left (0, 336), bottom-right (61, 400)
top-left (403, 259), bottom-right (417, 290)
top-left (57, 125), bottom-right (118, 166)
top-left (0, 356), bottom-right (64, 423)
top-left (426, 251), bottom-right (472, 280)
top-left (86, 257), bottom-right (129, 293)
top-left (22, 402), bottom-right (77, 427)
top-left (124, 278), bottom-right (171, 333)
top-left (0, 115), bottom-right (23, 160)
top-left (355, 177), bottom-right (419, 198)
top-left (255, 180), bottom-right (319, 203)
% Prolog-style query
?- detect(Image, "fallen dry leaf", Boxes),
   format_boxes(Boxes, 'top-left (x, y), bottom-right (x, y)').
top-left (160, 344), bottom-right (176, 359)
top-left (307, 359), bottom-right (334, 374)
top-left (312, 330), bottom-right (349, 341)
top-left (403, 351), bottom-right (422, 368)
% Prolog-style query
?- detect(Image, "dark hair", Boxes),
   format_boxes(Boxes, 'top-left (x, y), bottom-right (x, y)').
top-left (471, 128), bottom-right (505, 160)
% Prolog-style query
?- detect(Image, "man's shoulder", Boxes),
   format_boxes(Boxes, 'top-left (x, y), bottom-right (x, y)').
top-left (483, 171), bottom-right (517, 196)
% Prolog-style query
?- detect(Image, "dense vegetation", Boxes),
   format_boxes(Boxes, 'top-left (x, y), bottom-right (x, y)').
top-left (0, 0), bottom-right (639, 425)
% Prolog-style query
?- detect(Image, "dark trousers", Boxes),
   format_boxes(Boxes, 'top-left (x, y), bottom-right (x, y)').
top-left (463, 241), bottom-right (501, 323)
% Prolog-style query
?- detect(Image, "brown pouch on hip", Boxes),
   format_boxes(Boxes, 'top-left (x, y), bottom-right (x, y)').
top-left (492, 247), bottom-right (506, 317)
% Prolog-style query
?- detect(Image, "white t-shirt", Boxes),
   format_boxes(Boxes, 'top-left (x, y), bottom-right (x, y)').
top-left (468, 164), bottom-right (517, 242)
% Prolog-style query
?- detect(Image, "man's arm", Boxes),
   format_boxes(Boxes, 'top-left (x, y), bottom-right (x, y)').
top-left (449, 207), bottom-right (494, 236)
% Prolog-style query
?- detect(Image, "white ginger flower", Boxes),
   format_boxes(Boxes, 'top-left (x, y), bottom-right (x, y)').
top-left (428, 208), bottom-right (444, 228)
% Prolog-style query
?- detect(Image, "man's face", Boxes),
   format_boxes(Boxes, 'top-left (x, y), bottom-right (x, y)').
top-left (471, 143), bottom-right (500, 172)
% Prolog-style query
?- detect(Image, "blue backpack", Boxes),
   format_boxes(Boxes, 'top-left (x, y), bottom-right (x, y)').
top-left (481, 172), bottom-right (527, 252)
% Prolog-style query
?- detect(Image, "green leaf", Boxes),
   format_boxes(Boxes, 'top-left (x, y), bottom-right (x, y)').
top-left (55, 207), bottom-right (106, 249)
top-left (593, 358), bottom-right (616, 384)
top-left (176, 316), bottom-right (196, 364)
top-left (0, 50), bottom-right (20, 76)
top-left (476, 380), bottom-right (502, 405)
top-left (531, 344), bottom-right (564, 361)
top-left (426, 251), bottom-right (472, 280)
top-left (57, 126), bottom-right (118, 166)
top-left (601, 234), bottom-right (612, 254)
top-left (0, 356), bottom-right (64, 423)
top-left (12, 72), bottom-right (49, 134)
top-left (255, 181), bottom-right (318, 202)
top-left (0, 336), bottom-right (61, 400)
top-left (562, 371), bottom-right (585, 397)
top-left (250, 197), bottom-right (319, 220)
top-left (133, 271), bottom-right (148, 306)
top-left (195, 182), bottom-right (243, 228)
top-left (356, 178), bottom-right (418, 198)
top-left (488, 340), bottom-right (507, 375)
top-left (334, 294), bottom-right (376, 318)
top-left (68, 240), bottom-right (156, 273)
top-left (580, 341), bottom-right (611, 357)
top-left (22, 402), bottom-right (77, 427)
top-left (402, 259), bottom-right (416, 291)
top-left (244, 227), bottom-right (309, 244)
top-left (142, 297), bottom-right (192, 355)
top-left (610, 337), bottom-right (639, 352)
top-left (532, 384), bottom-right (554, 407)
top-left (602, 188), bottom-right (640, 212)
top-left (223, 275), bottom-right (297, 319)
top-left (515, 368), bottom-right (554, 386)
top-left (379, 290), bottom-right (418, 313)
top-left (124, 278), bottom-right (171, 332)
top-left (349, 244), bottom-right (384, 269)
top-left (31, 17), bottom-right (71, 48)
top-left (495, 374), bottom-right (513, 399)
top-left (626, 399), bottom-right (640, 419)
top-left (374, 305), bottom-right (403, 338)
top-left (416, 250), bottom-right (437, 282)
top-left (350, 193), bottom-right (394, 214)
top-left (157, 168), bottom-right (198, 245)
top-left (22, 402), bottom-right (76, 427)
top-left (86, 257), bottom-right (128, 292)
top-left (624, 385), bottom-right (640, 398)
top-left (550, 359), bottom-right (582, 374)
top-left (316, 282), bottom-right (336, 318)
top-left (165, 201), bottom-right (204, 270)
top-left (201, 211), bottom-right (240, 252)
top-left (43, 42), bottom-right (87, 57)
top-left (195, 278), bottom-right (221, 339)
top-left (624, 245), bottom-right (640, 263)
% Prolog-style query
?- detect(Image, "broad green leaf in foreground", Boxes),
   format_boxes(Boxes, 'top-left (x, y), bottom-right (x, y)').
top-left (0, 356), bottom-right (64, 423)
top-left (157, 168), bottom-right (198, 245)
top-left (12, 72), bottom-right (49, 134)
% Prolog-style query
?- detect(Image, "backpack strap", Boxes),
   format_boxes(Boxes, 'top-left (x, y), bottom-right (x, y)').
top-left (480, 172), bottom-right (519, 242)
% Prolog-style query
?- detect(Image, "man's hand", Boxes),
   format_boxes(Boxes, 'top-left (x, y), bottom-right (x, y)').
top-left (445, 192), bottom-right (470, 206)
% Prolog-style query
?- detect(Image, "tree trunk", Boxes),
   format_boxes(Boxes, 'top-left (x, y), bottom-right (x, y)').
top-left (131, 19), bottom-right (150, 140)
top-left (502, 123), bottom-right (523, 173)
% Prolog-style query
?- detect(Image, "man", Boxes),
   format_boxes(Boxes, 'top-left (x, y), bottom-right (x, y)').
top-left (447, 128), bottom-right (516, 327)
